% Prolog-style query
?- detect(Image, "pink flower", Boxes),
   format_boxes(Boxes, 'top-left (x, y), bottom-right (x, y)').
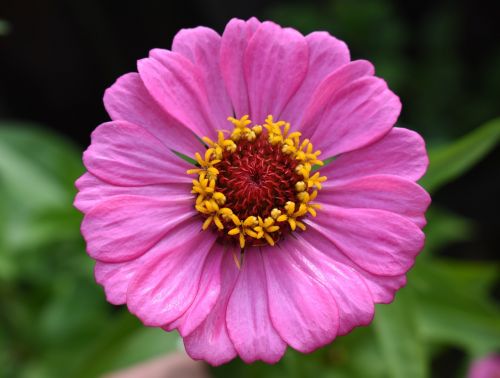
top-left (75, 17), bottom-right (430, 365)
top-left (469, 355), bottom-right (500, 378)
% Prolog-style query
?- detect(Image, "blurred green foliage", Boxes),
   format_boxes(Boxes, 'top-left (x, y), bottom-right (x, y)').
top-left (1, 2), bottom-right (499, 377)
top-left (0, 20), bottom-right (10, 36)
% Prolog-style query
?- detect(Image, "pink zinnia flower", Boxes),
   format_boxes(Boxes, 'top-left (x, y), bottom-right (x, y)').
top-left (75, 17), bottom-right (430, 365)
top-left (469, 355), bottom-right (500, 378)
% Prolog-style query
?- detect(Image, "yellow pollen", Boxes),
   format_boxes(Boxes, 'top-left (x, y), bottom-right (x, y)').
top-left (195, 200), bottom-right (233, 231)
top-left (202, 131), bottom-right (237, 159)
top-left (255, 216), bottom-right (280, 246)
top-left (191, 172), bottom-right (216, 205)
top-left (228, 115), bottom-right (256, 141)
top-left (295, 181), bottom-right (306, 192)
top-left (271, 208), bottom-right (282, 219)
top-left (187, 114), bottom-right (326, 250)
top-left (252, 125), bottom-right (263, 135)
top-left (187, 150), bottom-right (220, 180)
top-left (212, 192), bottom-right (226, 205)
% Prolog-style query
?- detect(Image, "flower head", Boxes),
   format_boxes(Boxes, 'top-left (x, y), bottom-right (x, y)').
top-left (75, 17), bottom-right (430, 365)
top-left (468, 355), bottom-right (500, 378)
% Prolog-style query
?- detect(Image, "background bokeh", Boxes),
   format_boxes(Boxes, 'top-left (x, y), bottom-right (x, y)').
top-left (0, 1), bottom-right (499, 377)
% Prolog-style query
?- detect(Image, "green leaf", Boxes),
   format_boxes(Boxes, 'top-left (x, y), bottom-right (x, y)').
top-left (421, 118), bottom-right (500, 192)
top-left (410, 260), bottom-right (500, 356)
top-left (433, 260), bottom-right (498, 297)
top-left (312, 156), bottom-right (335, 171)
top-left (0, 122), bottom-right (83, 254)
top-left (173, 149), bottom-right (197, 165)
top-left (327, 328), bottom-right (388, 378)
top-left (422, 206), bottom-right (476, 254)
top-left (95, 327), bottom-right (180, 376)
top-left (69, 313), bottom-right (179, 378)
top-left (0, 122), bottom-right (83, 193)
top-left (373, 288), bottom-right (428, 378)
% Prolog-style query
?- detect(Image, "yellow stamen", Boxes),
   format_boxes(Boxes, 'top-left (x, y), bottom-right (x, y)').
top-left (297, 190), bottom-right (321, 217)
top-left (275, 201), bottom-right (309, 231)
top-left (191, 172), bottom-right (215, 198)
top-left (202, 131), bottom-right (237, 159)
top-left (271, 208), bottom-right (282, 220)
top-left (295, 181), bottom-right (306, 192)
top-left (195, 199), bottom-right (233, 231)
top-left (252, 125), bottom-right (262, 135)
top-left (212, 192), bottom-right (226, 205)
top-left (228, 115), bottom-right (256, 141)
top-left (306, 172), bottom-right (327, 189)
top-left (255, 216), bottom-right (280, 246)
top-left (186, 150), bottom-right (220, 180)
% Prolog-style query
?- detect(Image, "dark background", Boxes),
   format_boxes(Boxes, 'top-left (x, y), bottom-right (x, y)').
top-left (1, 0), bottom-right (498, 260)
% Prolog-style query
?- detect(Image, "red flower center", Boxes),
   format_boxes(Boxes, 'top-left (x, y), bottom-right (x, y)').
top-left (215, 135), bottom-right (301, 220)
top-left (187, 115), bottom-right (326, 251)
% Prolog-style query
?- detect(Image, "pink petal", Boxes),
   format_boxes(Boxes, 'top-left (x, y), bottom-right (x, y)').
top-left (262, 246), bottom-right (339, 353)
top-left (299, 59), bottom-right (373, 137)
top-left (469, 355), bottom-right (500, 378)
top-left (164, 243), bottom-right (225, 337)
top-left (82, 194), bottom-right (196, 263)
top-left (172, 27), bottom-right (233, 129)
top-left (244, 21), bottom-right (308, 123)
top-left (323, 127), bottom-right (429, 183)
top-left (357, 270), bottom-right (407, 304)
top-left (220, 17), bottom-right (261, 118)
top-left (94, 219), bottom-right (202, 305)
top-left (307, 205), bottom-right (424, 276)
top-left (126, 225), bottom-right (217, 327)
top-left (103, 73), bottom-right (201, 157)
top-left (83, 121), bottom-right (191, 187)
top-left (320, 174), bottom-right (431, 228)
top-left (286, 235), bottom-right (374, 336)
top-left (280, 31), bottom-right (350, 127)
top-left (94, 259), bottom-right (134, 305)
top-left (226, 250), bottom-right (286, 363)
top-left (300, 227), bottom-right (407, 305)
top-left (184, 249), bottom-right (239, 366)
top-left (74, 172), bottom-right (189, 214)
top-left (138, 50), bottom-right (217, 137)
top-left (302, 69), bottom-right (400, 157)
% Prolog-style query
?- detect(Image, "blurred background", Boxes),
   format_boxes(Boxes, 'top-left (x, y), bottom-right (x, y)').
top-left (0, 0), bottom-right (499, 377)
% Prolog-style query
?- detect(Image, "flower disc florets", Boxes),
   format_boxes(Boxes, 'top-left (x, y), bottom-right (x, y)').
top-left (188, 115), bottom-right (326, 249)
